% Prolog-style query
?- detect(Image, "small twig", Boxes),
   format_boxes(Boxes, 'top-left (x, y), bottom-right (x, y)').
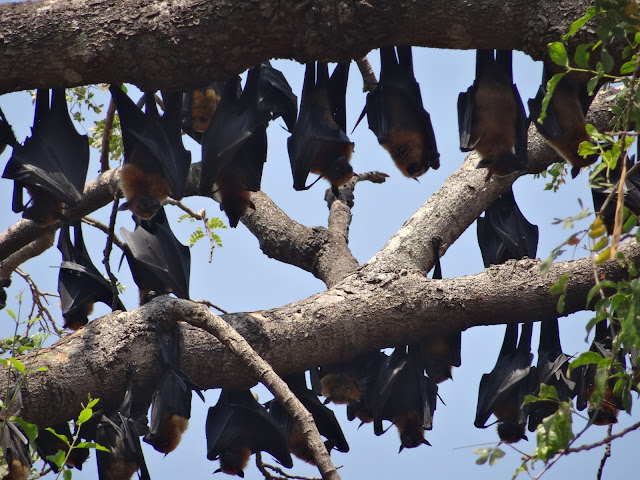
top-left (99, 98), bottom-right (116, 173)
top-left (596, 424), bottom-right (613, 480)
top-left (256, 452), bottom-right (276, 480)
top-left (166, 199), bottom-right (217, 262)
top-left (192, 298), bottom-right (228, 314)
top-left (14, 268), bottom-right (58, 335)
top-left (81, 217), bottom-right (125, 250)
top-left (261, 459), bottom-right (323, 480)
top-left (176, 299), bottom-right (342, 480)
top-left (564, 419), bottom-right (640, 454)
top-left (103, 196), bottom-right (122, 310)
top-left (355, 56), bottom-right (378, 93)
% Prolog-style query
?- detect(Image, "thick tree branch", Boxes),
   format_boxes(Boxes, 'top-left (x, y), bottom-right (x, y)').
top-left (0, 0), bottom-right (594, 94)
top-left (15, 240), bottom-right (640, 426)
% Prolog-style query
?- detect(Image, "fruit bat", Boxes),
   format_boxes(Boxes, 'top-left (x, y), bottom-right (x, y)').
top-left (120, 207), bottom-right (190, 305)
top-left (1, 421), bottom-right (32, 480)
top-left (181, 81), bottom-right (227, 142)
top-left (591, 157), bottom-right (640, 234)
top-left (313, 351), bottom-right (387, 408)
top-left (266, 373), bottom-right (348, 465)
top-left (95, 376), bottom-right (151, 480)
top-left (416, 241), bottom-right (461, 383)
top-left (575, 319), bottom-right (625, 425)
top-left (477, 187), bottom-right (539, 267)
top-left (371, 346), bottom-right (438, 451)
top-left (200, 63), bottom-right (296, 227)
top-left (143, 325), bottom-right (204, 454)
top-left (206, 389), bottom-right (293, 477)
top-left (110, 85), bottom-right (191, 220)
top-left (35, 422), bottom-right (89, 472)
top-left (458, 50), bottom-right (528, 180)
top-left (355, 46), bottom-right (440, 179)
top-left (475, 322), bottom-right (534, 443)
top-left (288, 62), bottom-right (355, 196)
top-left (57, 222), bottom-right (125, 330)
top-left (527, 318), bottom-right (576, 431)
top-left (2, 89), bottom-right (89, 226)
top-left (528, 66), bottom-right (601, 178)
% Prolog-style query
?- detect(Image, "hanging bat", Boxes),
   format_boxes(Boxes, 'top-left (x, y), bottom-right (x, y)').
top-left (1, 421), bottom-right (32, 480)
top-left (575, 319), bottom-right (625, 425)
top-left (181, 81), bottom-right (228, 142)
top-left (527, 318), bottom-right (576, 431)
top-left (288, 62), bottom-right (355, 197)
top-left (354, 46), bottom-right (440, 179)
top-left (477, 187), bottom-right (539, 267)
top-left (95, 372), bottom-right (150, 480)
top-left (206, 388), bottom-right (293, 477)
top-left (371, 345), bottom-right (438, 452)
top-left (0, 107), bottom-right (17, 156)
top-left (35, 422), bottom-right (89, 472)
top-left (110, 86), bottom-right (191, 220)
top-left (200, 63), bottom-right (296, 227)
top-left (57, 222), bottom-right (125, 330)
top-left (475, 322), bottom-right (534, 443)
top-left (143, 324), bottom-right (205, 454)
top-left (458, 49), bottom-right (528, 180)
top-left (121, 207), bottom-right (190, 305)
top-left (2, 89), bottom-right (89, 226)
top-left (416, 240), bottom-right (461, 383)
top-left (591, 157), bottom-right (640, 234)
top-left (266, 373), bottom-right (348, 465)
top-left (528, 66), bottom-right (601, 178)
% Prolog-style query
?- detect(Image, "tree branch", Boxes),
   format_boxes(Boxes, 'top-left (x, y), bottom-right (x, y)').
top-left (14, 240), bottom-right (640, 426)
top-left (0, 0), bottom-right (595, 94)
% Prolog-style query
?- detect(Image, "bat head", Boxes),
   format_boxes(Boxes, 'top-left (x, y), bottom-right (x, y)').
top-left (320, 373), bottom-right (361, 404)
top-left (324, 155), bottom-right (354, 189)
top-left (22, 187), bottom-right (64, 226)
top-left (119, 196), bottom-right (164, 221)
top-left (496, 420), bottom-right (527, 443)
top-left (219, 191), bottom-right (254, 228)
top-left (217, 446), bottom-right (252, 477)
top-left (191, 88), bottom-right (222, 133)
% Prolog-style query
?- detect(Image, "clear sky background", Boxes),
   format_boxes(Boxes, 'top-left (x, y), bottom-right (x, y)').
top-left (0, 45), bottom-right (636, 480)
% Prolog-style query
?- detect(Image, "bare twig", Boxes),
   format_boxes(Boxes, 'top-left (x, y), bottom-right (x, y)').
top-left (103, 197), bottom-right (122, 310)
top-left (564, 420), bottom-right (640, 454)
top-left (81, 217), bottom-right (125, 250)
top-left (192, 298), bottom-right (228, 314)
top-left (99, 98), bottom-right (116, 173)
top-left (596, 424), bottom-right (613, 480)
top-left (258, 455), bottom-right (323, 480)
top-left (0, 233), bottom-right (55, 283)
top-left (178, 300), bottom-right (342, 480)
top-left (14, 268), bottom-right (58, 334)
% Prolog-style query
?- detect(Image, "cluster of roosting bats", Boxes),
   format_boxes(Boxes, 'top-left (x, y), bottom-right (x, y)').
top-left (0, 45), bottom-right (640, 479)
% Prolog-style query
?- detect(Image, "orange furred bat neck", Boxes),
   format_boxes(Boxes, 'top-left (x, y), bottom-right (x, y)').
top-left (120, 163), bottom-right (170, 220)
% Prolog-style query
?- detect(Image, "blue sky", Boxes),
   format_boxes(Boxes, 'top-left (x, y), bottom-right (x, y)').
top-left (0, 48), bottom-right (635, 480)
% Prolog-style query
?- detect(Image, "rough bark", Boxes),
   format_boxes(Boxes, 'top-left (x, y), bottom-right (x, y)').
top-left (15, 240), bottom-right (640, 427)
top-left (0, 0), bottom-right (595, 94)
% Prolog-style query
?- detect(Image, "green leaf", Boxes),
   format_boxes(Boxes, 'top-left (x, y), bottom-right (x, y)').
top-left (8, 357), bottom-right (25, 374)
top-left (539, 384), bottom-right (559, 401)
top-left (512, 462), bottom-right (529, 480)
top-left (574, 43), bottom-right (592, 68)
top-left (563, 7), bottom-right (596, 40)
top-left (474, 448), bottom-right (490, 465)
top-left (587, 76), bottom-right (600, 96)
top-left (77, 407), bottom-right (93, 425)
top-left (568, 351), bottom-right (603, 374)
top-left (621, 57), bottom-right (637, 74)
top-left (489, 448), bottom-right (505, 466)
top-left (549, 274), bottom-right (568, 294)
top-left (46, 450), bottom-right (66, 469)
top-left (600, 50), bottom-right (614, 73)
top-left (557, 294), bottom-right (565, 313)
top-left (586, 280), bottom-right (617, 306)
top-left (523, 394), bottom-right (541, 405)
top-left (64, 468), bottom-right (73, 480)
top-left (14, 417), bottom-right (38, 443)
top-left (44, 427), bottom-right (70, 445)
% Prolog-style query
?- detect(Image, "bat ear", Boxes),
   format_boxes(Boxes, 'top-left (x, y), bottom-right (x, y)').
top-left (571, 165), bottom-right (581, 178)
top-left (118, 201), bottom-right (130, 211)
top-left (398, 444), bottom-right (404, 454)
top-left (238, 471), bottom-right (245, 478)
top-left (422, 438), bottom-right (431, 446)
top-left (323, 397), bottom-right (331, 405)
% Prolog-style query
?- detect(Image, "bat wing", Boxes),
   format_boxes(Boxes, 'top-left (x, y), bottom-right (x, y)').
top-left (457, 84), bottom-right (477, 151)
top-left (200, 75), bottom-right (269, 195)
top-left (207, 390), bottom-right (292, 468)
top-left (488, 189), bottom-right (539, 260)
top-left (120, 208), bottom-right (190, 299)
top-left (2, 89), bottom-right (89, 207)
top-left (372, 347), bottom-right (408, 436)
top-left (1, 421), bottom-right (32, 474)
top-left (513, 83), bottom-right (530, 168)
top-left (110, 86), bottom-right (191, 200)
top-left (477, 215), bottom-right (508, 267)
top-left (257, 61), bottom-right (298, 131)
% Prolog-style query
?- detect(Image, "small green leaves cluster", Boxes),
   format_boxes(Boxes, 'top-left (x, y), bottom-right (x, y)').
top-left (474, 446), bottom-right (505, 466)
top-left (179, 214), bottom-right (226, 249)
top-left (536, 162), bottom-right (569, 192)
